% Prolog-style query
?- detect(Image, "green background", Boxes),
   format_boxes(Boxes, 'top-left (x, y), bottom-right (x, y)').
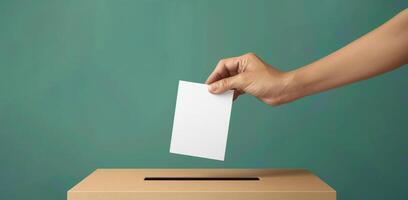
top-left (0, 0), bottom-right (407, 199)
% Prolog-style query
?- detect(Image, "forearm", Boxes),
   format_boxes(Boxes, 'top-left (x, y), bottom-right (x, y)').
top-left (285, 9), bottom-right (408, 101)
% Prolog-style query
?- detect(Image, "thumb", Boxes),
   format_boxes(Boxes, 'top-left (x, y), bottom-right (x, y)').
top-left (208, 75), bottom-right (243, 94)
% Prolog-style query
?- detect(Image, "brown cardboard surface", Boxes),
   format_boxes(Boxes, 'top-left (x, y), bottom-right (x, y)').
top-left (68, 169), bottom-right (336, 200)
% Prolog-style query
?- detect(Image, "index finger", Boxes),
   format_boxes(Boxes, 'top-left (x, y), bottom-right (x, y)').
top-left (205, 56), bottom-right (241, 84)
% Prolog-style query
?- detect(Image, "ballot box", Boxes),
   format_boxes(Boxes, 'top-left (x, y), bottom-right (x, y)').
top-left (68, 169), bottom-right (336, 200)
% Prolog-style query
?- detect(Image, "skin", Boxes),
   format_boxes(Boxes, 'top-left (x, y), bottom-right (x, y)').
top-left (206, 9), bottom-right (408, 106)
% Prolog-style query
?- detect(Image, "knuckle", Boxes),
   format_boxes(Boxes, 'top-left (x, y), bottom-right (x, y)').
top-left (236, 74), bottom-right (246, 83)
top-left (244, 52), bottom-right (257, 58)
top-left (239, 52), bottom-right (258, 70)
top-left (217, 59), bottom-right (226, 65)
top-left (220, 78), bottom-right (229, 88)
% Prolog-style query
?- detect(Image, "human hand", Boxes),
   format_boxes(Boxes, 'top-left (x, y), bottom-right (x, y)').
top-left (206, 10), bottom-right (408, 106)
top-left (206, 53), bottom-right (297, 106)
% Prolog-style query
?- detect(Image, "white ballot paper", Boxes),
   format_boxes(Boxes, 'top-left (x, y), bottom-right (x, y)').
top-left (170, 80), bottom-right (233, 161)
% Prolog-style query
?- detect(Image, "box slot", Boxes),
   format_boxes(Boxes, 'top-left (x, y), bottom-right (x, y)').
top-left (144, 177), bottom-right (260, 181)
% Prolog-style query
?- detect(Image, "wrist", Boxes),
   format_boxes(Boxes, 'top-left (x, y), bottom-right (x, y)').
top-left (275, 70), bottom-right (305, 105)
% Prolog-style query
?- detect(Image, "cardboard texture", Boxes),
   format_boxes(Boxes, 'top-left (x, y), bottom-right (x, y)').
top-left (68, 169), bottom-right (336, 200)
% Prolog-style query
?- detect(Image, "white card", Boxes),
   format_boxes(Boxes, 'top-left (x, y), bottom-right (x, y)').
top-left (170, 80), bottom-right (233, 161)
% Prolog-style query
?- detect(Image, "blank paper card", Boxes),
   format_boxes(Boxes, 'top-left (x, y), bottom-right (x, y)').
top-left (170, 80), bottom-right (233, 161)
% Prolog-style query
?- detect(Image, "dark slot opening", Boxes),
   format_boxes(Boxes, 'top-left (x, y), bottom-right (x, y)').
top-left (144, 177), bottom-right (260, 181)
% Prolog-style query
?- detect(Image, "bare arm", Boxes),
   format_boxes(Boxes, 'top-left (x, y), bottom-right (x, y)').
top-left (286, 8), bottom-right (408, 102)
top-left (206, 9), bottom-right (408, 105)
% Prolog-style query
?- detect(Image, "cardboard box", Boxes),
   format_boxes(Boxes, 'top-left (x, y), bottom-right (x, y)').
top-left (68, 169), bottom-right (335, 200)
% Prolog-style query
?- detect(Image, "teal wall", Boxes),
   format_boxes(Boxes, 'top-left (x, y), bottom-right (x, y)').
top-left (1, 0), bottom-right (407, 199)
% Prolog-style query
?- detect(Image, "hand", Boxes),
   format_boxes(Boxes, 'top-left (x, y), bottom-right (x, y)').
top-left (206, 53), bottom-right (297, 106)
top-left (206, 10), bottom-right (408, 107)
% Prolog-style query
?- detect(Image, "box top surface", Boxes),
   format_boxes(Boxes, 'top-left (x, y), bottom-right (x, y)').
top-left (69, 169), bottom-right (335, 192)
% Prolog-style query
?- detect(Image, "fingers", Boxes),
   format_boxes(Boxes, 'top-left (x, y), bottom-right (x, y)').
top-left (208, 74), bottom-right (243, 94)
top-left (206, 57), bottom-right (241, 84)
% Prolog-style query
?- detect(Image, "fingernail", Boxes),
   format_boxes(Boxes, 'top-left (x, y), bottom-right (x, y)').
top-left (209, 84), bottom-right (217, 92)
